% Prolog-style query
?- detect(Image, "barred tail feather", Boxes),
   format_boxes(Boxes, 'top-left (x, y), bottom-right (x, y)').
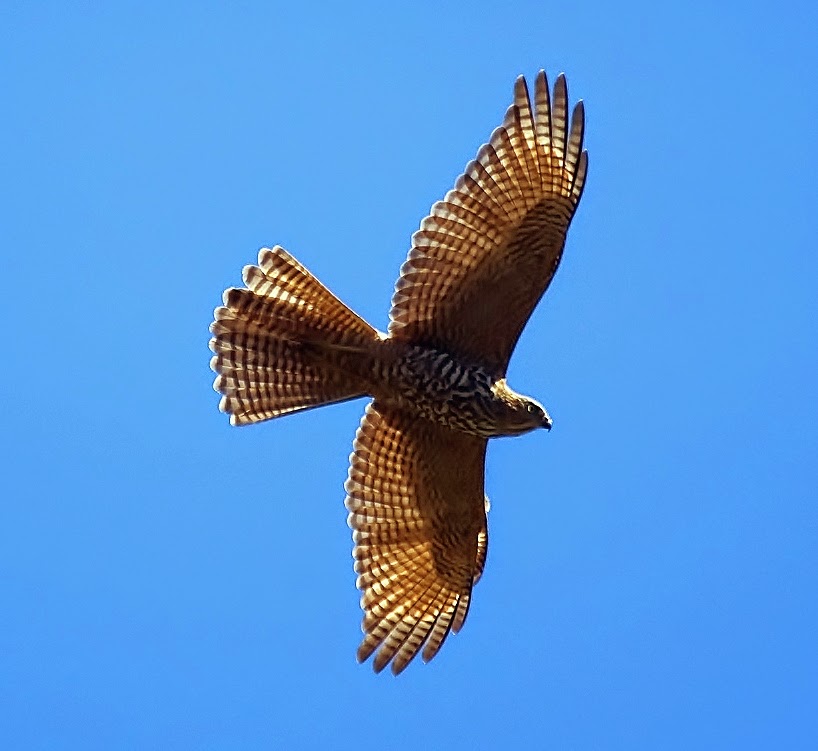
top-left (210, 245), bottom-right (381, 425)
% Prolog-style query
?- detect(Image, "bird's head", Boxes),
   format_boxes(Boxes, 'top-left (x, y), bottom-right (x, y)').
top-left (491, 380), bottom-right (552, 436)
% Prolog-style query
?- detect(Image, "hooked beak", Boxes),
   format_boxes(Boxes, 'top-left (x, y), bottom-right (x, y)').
top-left (542, 413), bottom-right (553, 431)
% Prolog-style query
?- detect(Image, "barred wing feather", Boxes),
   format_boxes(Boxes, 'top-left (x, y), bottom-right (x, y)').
top-left (345, 402), bottom-right (488, 674)
top-left (388, 71), bottom-right (587, 373)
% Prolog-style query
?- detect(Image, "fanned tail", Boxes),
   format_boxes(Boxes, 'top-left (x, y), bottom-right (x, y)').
top-left (210, 245), bottom-right (381, 425)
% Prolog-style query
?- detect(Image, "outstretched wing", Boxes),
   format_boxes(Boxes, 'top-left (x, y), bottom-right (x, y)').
top-left (345, 402), bottom-right (488, 675)
top-left (388, 71), bottom-right (587, 374)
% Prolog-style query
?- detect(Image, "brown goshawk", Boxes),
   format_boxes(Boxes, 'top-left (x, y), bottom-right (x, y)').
top-left (210, 71), bottom-right (587, 674)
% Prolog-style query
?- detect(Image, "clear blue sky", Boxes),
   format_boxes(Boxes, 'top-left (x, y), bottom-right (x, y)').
top-left (3, 2), bottom-right (817, 749)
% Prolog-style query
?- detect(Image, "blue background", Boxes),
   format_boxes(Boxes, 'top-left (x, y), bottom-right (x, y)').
top-left (3, 2), bottom-right (817, 748)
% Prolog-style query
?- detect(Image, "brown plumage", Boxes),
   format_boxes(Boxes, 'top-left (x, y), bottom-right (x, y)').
top-left (209, 70), bottom-right (587, 674)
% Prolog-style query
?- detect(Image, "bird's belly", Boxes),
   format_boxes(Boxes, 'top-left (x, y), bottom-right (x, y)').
top-left (371, 345), bottom-right (500, 437)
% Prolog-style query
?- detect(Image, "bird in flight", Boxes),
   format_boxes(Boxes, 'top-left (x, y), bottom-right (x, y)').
top-left (210, 70), bottom-right (587, 674)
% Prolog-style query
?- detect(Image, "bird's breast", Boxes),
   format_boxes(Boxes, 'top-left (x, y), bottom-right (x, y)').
top-left (370, 344), bottom-right (502, 437)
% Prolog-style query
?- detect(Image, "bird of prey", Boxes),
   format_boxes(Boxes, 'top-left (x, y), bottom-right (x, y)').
top-left (210, 70), bottom-right (587, 675)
